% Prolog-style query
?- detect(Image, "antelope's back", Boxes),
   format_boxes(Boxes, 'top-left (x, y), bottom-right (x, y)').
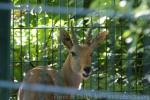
top-left (17, 66), bottom-right (56, 100)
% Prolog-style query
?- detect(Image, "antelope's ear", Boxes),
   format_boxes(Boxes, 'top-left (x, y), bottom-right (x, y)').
top-left (60, 28), bottom-right (73, 49)
top-left (90, 31), bottom-right (108, 48)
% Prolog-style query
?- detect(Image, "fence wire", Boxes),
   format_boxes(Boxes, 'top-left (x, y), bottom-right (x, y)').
top-left (0, 3), bottom-right (150, 20)
top-left (0, 80), bottom-right (150, 100)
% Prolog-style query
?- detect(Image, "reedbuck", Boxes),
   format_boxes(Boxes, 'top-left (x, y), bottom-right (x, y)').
top-left (17, 28), bottom-right (107, 100)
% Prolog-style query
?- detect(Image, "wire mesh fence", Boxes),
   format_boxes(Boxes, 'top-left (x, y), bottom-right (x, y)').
top-left (0, 80), bottom-right (150, 100)
top-left (0, 0), bottom-right (150, 100)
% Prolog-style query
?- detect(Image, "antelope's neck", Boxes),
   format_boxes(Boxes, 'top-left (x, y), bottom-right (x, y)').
top-left (61, 55), bottom-right (82, 88)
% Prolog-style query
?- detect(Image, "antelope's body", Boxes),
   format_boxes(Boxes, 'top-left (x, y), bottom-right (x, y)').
top-left (17, 28), bottom-right (107, 100)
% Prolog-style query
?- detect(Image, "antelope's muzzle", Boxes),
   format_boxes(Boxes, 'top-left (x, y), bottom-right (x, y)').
top-left (83, 67), bottom-right (91, 78)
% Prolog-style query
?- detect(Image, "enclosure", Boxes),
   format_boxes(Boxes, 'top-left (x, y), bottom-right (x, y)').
top-left (0, 0), bottom-right (150, 100)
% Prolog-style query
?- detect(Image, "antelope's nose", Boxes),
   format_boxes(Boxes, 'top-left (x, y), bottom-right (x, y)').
top-left (83, 67), bottom-right (91, 78)
top-left (84, 67), bottom-right (91, 74)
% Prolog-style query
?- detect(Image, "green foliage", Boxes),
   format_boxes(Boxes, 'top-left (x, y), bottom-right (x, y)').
top-left (10, 0), bottom-right (150, 99)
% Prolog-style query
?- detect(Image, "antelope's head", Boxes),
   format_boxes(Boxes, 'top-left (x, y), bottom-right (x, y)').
top-left (60, 28), bottom-right (107, 80)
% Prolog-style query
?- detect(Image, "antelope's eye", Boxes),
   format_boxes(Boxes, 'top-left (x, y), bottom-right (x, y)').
top-left (71, 51), bottom-right (77, 56)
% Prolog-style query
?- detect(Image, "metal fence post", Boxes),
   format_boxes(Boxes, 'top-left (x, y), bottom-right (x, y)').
top-left (144, 34), bottom-right (150, 94)
top-left (0, 0), bottom-right (11, 100)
